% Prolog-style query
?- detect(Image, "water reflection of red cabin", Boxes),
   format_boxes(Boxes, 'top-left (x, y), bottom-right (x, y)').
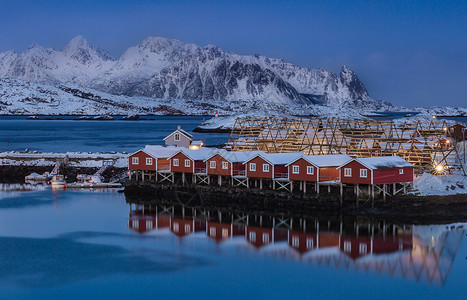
top-left (340, 235), bottom-right (413, 259)
top-left (246, 226), bottom-right (288, 248)
top-left (170, 217), bottom-right (194, 238)
top-left (128, 213), bottom-right (171, 234)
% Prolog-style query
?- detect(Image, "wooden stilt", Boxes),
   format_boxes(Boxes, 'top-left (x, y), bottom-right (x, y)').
top-left (303, 181), bottom-right (306, 194)
top-left (383, 184), bottom-right (386, 202)
top-left (182, 172), bottom-right (185, 186)
top-left (260, 179), bottom-right (263, 189)
top-left (339, 183), bottom-right (343, 204)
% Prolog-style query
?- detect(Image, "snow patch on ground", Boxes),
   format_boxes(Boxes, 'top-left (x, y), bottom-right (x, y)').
top-left (413, 173), bottom-right (467, 196)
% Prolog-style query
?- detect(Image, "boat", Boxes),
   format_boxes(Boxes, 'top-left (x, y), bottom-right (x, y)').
top-left (51, 174), bottom-right (67, 189)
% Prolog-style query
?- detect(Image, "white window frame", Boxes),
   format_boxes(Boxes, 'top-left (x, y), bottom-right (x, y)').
top-left (210, 161), bottom-right (216, 169)
top-left (173, 158), bottom-right (179, 166)
top-left (399, 169), bottom-right (404, 175)
top-left (184, 159), bottom-right (191, 167)
top-left (146, 157), bottom-right (153, 165)
top-left (360, 169), bottom-right (367, 178)
top-left (262, 164), bottom-right (270, 172)
top-left (249, 232), bottom-right (256, 242)
top-left (174, 133), bottom-right (180, 141)
top-left (146, 220), bottom-right (153, 230)
top-left (344, 241), bottom-right (351, 253)
top-left (292, 165), bottom-right (299, 174)
top-left (210, 227), bottom-right (216, 237)
top-left (306, 238), bottom-right (313, 249)
top-left (184, 224), bottom-right (191, 233)
top-left (222, 161), bottom-right (229, 169)
top-left (262, 233), bottom-right (269, 243)
top-left (344, 168), bottom-right (352, 177)
top-left (359, 243), bottom-right (367, 255)
top-left (307, 166), bottom-right (314, 175)
top-left (132, 157), bottom-right (139, 165)
top-left (132, 220), bottom-right (139, 229)
top-left (292, 236), bottom-right (299, 247)
top-left (249, 163), bottom-right (256, 172)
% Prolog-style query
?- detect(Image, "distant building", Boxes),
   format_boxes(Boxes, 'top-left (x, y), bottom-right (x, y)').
top-left (164, 125), bottom-right (204, 149)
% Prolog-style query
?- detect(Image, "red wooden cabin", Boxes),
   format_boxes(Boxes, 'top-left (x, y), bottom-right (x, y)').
top-left (338, 156), bottom-right (414, 185)
top-left (167, 148), bottom-right (218, 174)
top-left (288, 230), bottom-right (317, 255)
top-left (205, 152), bottom-right (232, 176)
top-left (170, 217), bottom-right (194, 238)
top-left (244, 153), bottom-right (302, 179)
top-left (128, 145), bottom-right (179, 172)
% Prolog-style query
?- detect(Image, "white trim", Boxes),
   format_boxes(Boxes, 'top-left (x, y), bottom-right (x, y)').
top-left (173, 158), bottom-right (179, 166)
top-left (399, 169), bottom-right (404, 175)
top-left (360, 169), bottom-right (367, 178)
top-left (222, 161), bottom-right (229, 169)
top-left (146, 157), bottom-right (153, 165)
top-left (184, 159), bottom-right (191, 167)
top-left (163, 129), bottom-right (193, 141)
top-left (249, 163), bottom-right (256, 172)
top-left (344, 168), bottom-right (352, 177)
top-left (306, 165), bottom-right (314, 175)
top-left (210, 161), bottom-right (216, 169)
top-left (263, 164), bottom-right (270, 172)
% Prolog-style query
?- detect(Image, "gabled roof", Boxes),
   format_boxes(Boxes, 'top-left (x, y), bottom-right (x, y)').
top-left (129, 145), bottom-right (180, 159)
top-left (307, 154), bottom-right (352, 167)
top-left (337, 156), bottom-right (414, 170)
top-left (205, 149), bottom-right (264, 163)
top-left (244, 152), bottom-right (303, 165)
top-left (163, 129), bottom-right (194, 141)
top-left (168, 148), bottom-right (218, 161)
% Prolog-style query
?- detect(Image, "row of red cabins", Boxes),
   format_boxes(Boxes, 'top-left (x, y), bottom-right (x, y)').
top-left (129, 145), bottom-right (415, 189)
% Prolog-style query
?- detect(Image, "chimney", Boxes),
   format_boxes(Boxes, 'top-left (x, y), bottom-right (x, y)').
top-left (177, 125), bottom-right (181, 130)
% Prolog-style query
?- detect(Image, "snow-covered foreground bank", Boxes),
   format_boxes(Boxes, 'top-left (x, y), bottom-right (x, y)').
top-left (0, 151), bottom-right (128, 168)
top-left (413, 173), bottom-right (467, 196)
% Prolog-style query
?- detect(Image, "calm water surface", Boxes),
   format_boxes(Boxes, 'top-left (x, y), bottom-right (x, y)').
top-left (0, 188), bottom-right (465, 299)
top-left (0, 116), bottom-right (229, 153)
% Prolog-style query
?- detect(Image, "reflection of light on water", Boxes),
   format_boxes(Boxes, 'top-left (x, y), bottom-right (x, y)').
top-left (0, 183), bottom-right (47, 199)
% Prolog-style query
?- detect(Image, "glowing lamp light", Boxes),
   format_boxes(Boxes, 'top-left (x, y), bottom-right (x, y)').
top-left (435, 165), bottom-right (444, 173)
top-left (432, 115), bottom-right (437, 119)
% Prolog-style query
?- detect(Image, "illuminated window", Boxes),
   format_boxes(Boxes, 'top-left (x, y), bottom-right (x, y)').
top-left (249, 163), bottom-right (256, 171)
top-left (360, 169), bottom-right (367, 178)
top-left (210, 161), bottom-right (216, 169)
top-left (292, 165), bottom-right (299, 174)
top-left (344, 168), bottom-right (352, 177)
top-left (173, 222), bottom-right (179, 233)
top-left (132, 157), bottom-right (139, 165)
top-left (222, 161), bottom-right (229, 169)
top-left (262, 164), bottom-right (270, 172)
top-left (222, 228), bottom-right (229, 238)
top-left (146, 158), bottom-right (152, 165)
top-left (173, 159), bottom-right (179, 166)
top-left (307, 166), bottom-right (314, 175)
top-left (184, 159), bottom-right (191, 167)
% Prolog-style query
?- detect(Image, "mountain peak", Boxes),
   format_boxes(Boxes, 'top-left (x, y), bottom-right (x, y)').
top-left (139, 36), bottom-right (184, 53)
top-left (62, 35), bottom-right (112, 62)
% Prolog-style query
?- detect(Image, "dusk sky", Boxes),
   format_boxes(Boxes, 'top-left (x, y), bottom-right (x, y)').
top-left (1, 0), bottom-right (466, 108)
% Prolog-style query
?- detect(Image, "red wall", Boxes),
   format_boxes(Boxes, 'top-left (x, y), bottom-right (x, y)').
top-left (319, 167), bottom-right (340, 182)
top-left (288, 158), bottom-right (318, 182)
top-left (232, 162), bottom-right (246, 176)
top-left (339, 161), bottom-right (372, 184)
top-left (170, 152), bottom-right (193, 173)
top-left (207, 154), bottom-right (232, 176)
top-left (288, 231), bottom-right (317, 254)
top-left (373, 167), bottom-right (414, 184)
top-left (129, 150), bottom-right (157, 171)
top-left (194, 161), bottom-right (207, 173)
top-left (246, 156), bottom-right (272, 179)
top-left (340, 161), bottom-right (414, 184)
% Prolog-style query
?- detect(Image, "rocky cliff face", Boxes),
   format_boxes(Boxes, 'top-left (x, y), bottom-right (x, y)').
top-left (0, 36), bottom-right (390, 110)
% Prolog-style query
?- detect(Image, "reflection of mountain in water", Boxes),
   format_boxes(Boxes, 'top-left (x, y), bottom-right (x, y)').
top-left (128, 203), bottom-right (464, 286)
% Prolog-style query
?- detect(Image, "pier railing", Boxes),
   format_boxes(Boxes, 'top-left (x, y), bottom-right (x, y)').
top-left (274, 173), bottom-right (289, 179)
top-left (233, 170), bottom-right (246, 176)
top-left (195, 168), bottom-right (207, 174)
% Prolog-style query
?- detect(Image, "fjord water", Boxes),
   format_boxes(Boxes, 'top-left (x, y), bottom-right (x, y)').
top-left (0, 188), bottom-right (465, 299)
top-left (0, 116), bottom-right (229, 153)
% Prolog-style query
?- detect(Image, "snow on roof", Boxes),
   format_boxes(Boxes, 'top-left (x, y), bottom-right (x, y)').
top-left (305, 154), bottom-right (351, 167)
top-left (340, 156), bottom-right (414, 170)
top-left (258, 152), bottom-right (304, 165)
top-left (222, 150), bottom-right (264, 163)
top-left (141, 145), bottom-right (180, 159)
top-left (163, 128), bottom-right (194, 141)
top-left (177, 147), bottom-right (218, 161)
top-left (191, 140), bottom-right (203, 145)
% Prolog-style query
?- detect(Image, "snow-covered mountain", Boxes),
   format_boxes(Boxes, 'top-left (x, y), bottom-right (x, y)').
top-left (0, 36), bottom-right (390, 111)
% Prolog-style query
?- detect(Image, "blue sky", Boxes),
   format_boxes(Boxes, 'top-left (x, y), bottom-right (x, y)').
top-left (0, 0), bottom-right (466, 108)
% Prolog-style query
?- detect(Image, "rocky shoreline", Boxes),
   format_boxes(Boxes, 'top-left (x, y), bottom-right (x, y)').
top-left (124, 182), bottom-right (467, 224)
